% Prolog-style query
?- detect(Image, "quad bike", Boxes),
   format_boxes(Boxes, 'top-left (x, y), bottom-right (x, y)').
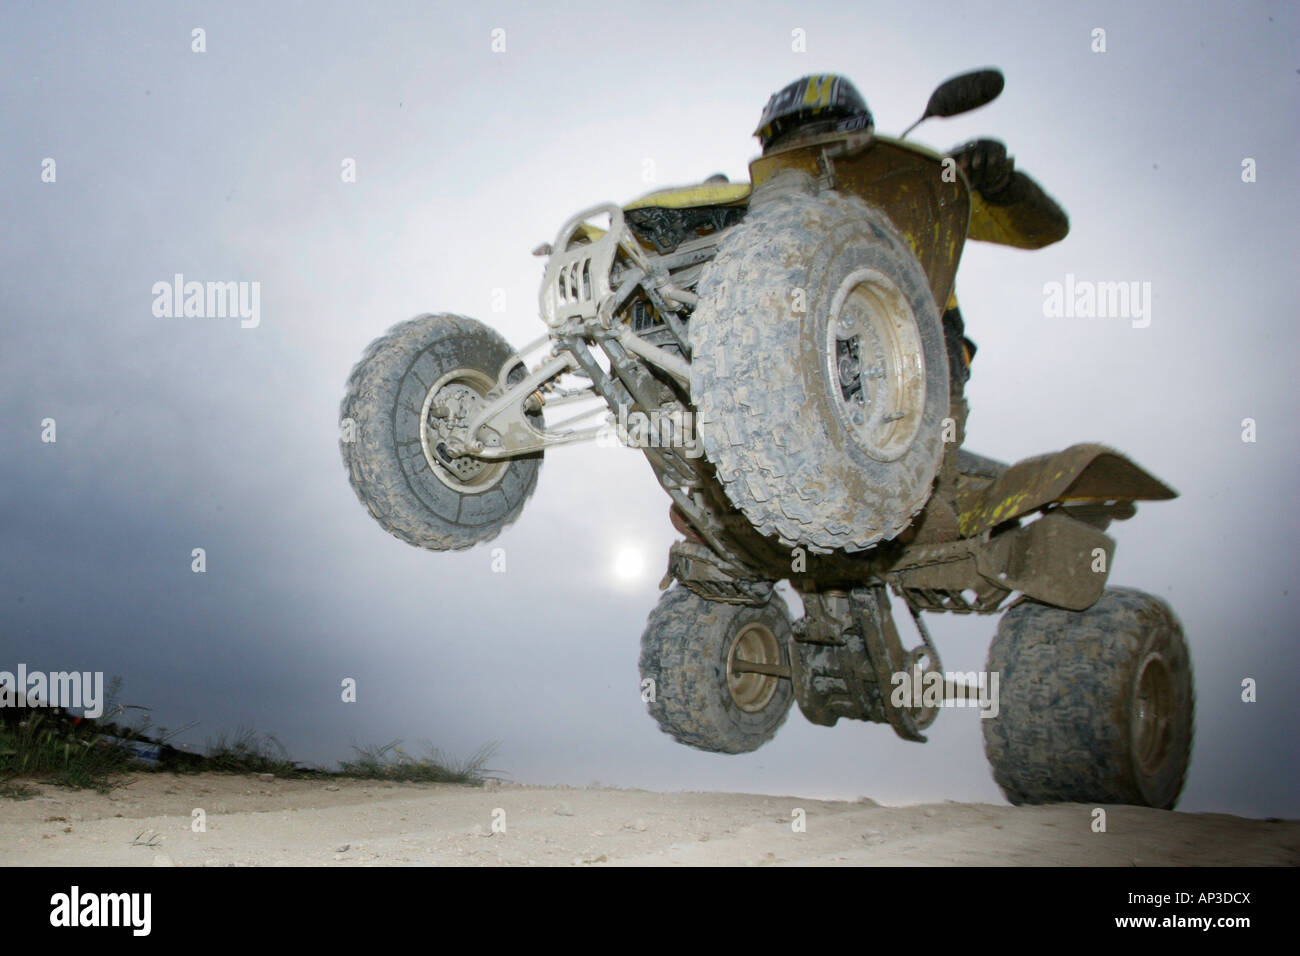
top-left (340, 71), bottom-right (1194, 809)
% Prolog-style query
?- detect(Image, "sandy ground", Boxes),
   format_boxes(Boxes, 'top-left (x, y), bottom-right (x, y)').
top-left (1, 772), bottom-right (1295, 867)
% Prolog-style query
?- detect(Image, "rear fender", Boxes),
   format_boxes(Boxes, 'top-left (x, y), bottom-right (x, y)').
top-left (956, 443), bottom-right (1177, 538)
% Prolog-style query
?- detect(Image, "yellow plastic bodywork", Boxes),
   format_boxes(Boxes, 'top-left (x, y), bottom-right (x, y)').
top-left (624, 182), bottom-right (752, 210)
top-left (582, 183), bottom-right (751, 249)
top-left (602, 138), bottom-right (1045, 281)
top-left (955, 443), bottom-right (1178, 538)
top-left (749, 135), bottom-right (970, 310)
top-left (573, 222), bottom-right (608, 243)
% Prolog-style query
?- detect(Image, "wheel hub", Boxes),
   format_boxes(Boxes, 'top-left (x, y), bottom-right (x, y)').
top-left (727, 622), bottom-right (782, 713)
top-left (419, 369), bottom-right (508, 493)
top-left (1132, 652), bottom-right (1174, 775)
top-left (826, 268), bottom-right (926, 462)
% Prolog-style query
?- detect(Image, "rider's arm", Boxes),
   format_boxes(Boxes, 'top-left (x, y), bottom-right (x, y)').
top-left (951, 139), bottom-right (1069, 250)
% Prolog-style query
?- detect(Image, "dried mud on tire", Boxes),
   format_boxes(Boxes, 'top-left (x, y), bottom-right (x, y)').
top-left (339, 313), bottom-right (541, 551)
top-left (639, 587), bottom-right (795, 754)
top-left (690, 187), bottom-right (949, 553)
top-left (983, 588), bottom-right (1195, 808)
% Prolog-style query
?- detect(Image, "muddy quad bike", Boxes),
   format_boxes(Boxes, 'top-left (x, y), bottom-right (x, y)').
top-left (340, 70), bottom-right (1193, 809)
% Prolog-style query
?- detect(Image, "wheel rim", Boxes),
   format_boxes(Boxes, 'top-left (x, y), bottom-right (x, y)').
top-left (825, 268), bottom-right (926, 462)
top-left (1132, 652), bottom-right (1174, 776)
top-left (726, 622), bottom-right (782, 713)
top-left (418, 368), bottom-right (508, 493)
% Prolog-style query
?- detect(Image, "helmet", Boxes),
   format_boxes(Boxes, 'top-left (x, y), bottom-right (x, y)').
top-left (754, 74), bottom-right (873, 152)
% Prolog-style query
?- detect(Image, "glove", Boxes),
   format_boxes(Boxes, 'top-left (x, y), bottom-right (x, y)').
top-left (950, 139), bottom-right (1015, 199)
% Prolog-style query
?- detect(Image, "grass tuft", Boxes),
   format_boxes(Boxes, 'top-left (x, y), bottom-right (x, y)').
top-left (338, 740), bottom-right (500, 785)
top-left (2, 679), bottom-right (505, 797)
top-left (0, 711), bottom-right (133, 794)
top-left (203, 728), bottom-right (299, 777)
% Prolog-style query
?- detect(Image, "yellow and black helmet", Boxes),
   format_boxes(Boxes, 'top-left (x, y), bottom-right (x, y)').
top-left (754, 74), bottom-right (873, 152)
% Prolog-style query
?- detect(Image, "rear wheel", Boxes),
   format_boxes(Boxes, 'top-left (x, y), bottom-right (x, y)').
top-left (639, 587), bottom-right (794, 754)
top-left (690, 178), bottom-right (949, 553)
top-left (982, 588), bottom-right (1194, 808)
top-left (340, 313), bottom-right (541, 551)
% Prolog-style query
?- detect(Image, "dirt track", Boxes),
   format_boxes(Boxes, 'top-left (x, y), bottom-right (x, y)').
top-left (2, 773), bottom-right (1295, 866)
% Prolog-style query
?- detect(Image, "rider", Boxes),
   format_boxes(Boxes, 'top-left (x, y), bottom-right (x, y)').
top-left (753, 74), bottom-right (1069, 436)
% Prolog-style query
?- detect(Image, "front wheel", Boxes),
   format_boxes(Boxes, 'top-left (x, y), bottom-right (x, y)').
top-left (339, 313), bottom-right (542, 551)
top-left (639, 587), bottom-right (794, 754)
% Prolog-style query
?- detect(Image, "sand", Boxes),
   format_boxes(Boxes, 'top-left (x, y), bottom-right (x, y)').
top-left (2, 772), bottom-right (1294, 867)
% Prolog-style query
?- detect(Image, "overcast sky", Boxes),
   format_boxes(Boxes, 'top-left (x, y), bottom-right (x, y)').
top-left (2, 0), bottom-right (1296, 817)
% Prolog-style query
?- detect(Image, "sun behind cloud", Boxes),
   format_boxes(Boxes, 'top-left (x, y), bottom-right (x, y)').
top-left (612, 546), bottom-right (645, 581)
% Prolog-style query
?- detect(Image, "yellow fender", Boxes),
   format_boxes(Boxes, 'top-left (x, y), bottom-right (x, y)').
top-left (956, 443), bottom-right (1177, 538)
